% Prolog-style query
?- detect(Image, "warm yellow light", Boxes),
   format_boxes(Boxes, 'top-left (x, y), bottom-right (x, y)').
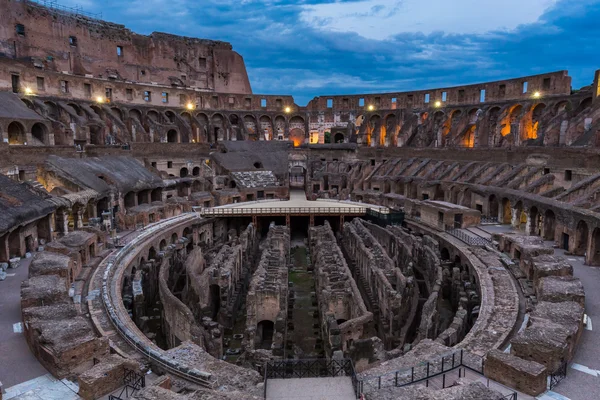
top-left (435, 101), bottom-right (442, 107)
top-left (96, 96), bottom-right (104, 103)
top-left (24, 87), bottom-right (33, 95)
top-left (368, 105), bottom-right (374, 111)
top-left (186, 102), bottom-right (195, 110)
top-left (533, 91), bottom-right (541, 99)
top-left (284, 106), bottom-right (291, 113)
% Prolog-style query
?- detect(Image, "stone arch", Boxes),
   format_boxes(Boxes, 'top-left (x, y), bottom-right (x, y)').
top-left (159, 239), bottom-right (167, 251)
top-left (488, 194), bottom-right (499, 219)
top-left (503, 104), bottom-right (523, 138)
top-left (333, 132), bottom-right (345, 144)
top-left (575, 97), bottom-right (593, 115)
top-left (543, 209), bottom-right (556, 241)
top-left (290, 129), bottom-right (304, 147)
top-left (31, 123), bottom-right (48, 145)
top-left (167, 129), bottom-right (179, 143)
top-left (368, 114), bottom-right (381, 146)
top-left (129, 109), bottom-right (142, 120)
top-left (67, 102), bottom-right (84, 117)
top-left (147, 110), bottom-right (160, 123)
top-left (111, 107), bottom-right (123, 121)
top-left (274, 115), bottom-right (286, 140)
top-left (384, 114), bottom-right (397, 146)
top-left (575, 220), bottom-right (589, 256)
top-left (257, 320), bottom-right (275, 349)
top-left (501, 198), bottom-right (512, 224)
top-left (487, 106), bottom-right (502, 146)
top-left (554, 100), bottom-right (570, 115)
top-left (525, 103), bottom-right (547, 141)
top-left (440, 247), bottom-right (450, 261)
top-left (212, 113), bottom-right (224, 142)
top-left (165, 110), bottom-right (177, 124)
top-left (462, 125), bottom-right (476, 148)
top-left (180, 167), bottom-right (189, 178)
top-left (244, 115), bottom-right (258, 141)
top-left (196, 113), bottom-right (209, 142)
top-left (192, 166), bottom-right (200, 176)
top-left (44, 101), bottom-right (60, 119)
top-left (21, 98), bottom-right (35, 110)
top-left (259, 115), bottom-right (273, 141)
top-left (89, 105), bottom-right (103, 119)
top-left (7, 121), bottom-right (26, 145)
top-left (171, 232), bottom-right (178, 244)
top-left (529, 206), bottom-right (540, 236)
top-left (467, 108), bottom-right (479, 124)
top-left (229, 114), bottom-right (240, 126)
top-left (148, 246), bottom-right (157, 260)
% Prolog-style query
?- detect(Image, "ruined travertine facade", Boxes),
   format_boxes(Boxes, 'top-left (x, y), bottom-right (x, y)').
top-left (0, 1), bottom-right (596, 399)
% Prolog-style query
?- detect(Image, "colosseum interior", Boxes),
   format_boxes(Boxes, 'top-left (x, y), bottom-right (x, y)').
top-left (0, 1), bottom-right (599, 400)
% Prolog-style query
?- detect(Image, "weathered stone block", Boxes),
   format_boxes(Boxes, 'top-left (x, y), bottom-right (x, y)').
top-left (536, 276), bottom-right (585, 306)
top-left (484, 349), bottom-right (547, 396)
top-left (511, 318), bottom-right (571, 373)
top-left (78, 355), bottom-right (140, 400)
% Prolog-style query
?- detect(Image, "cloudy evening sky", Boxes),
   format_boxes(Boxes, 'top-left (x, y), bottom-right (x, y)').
top-left (60, 0), bottom-right (600, 105)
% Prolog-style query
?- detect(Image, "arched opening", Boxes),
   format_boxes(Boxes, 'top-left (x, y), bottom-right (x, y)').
top-left (148, 247), bottom-right (157, 260)
top-left (129, 109), bottom-right (142, 121)
top-left (244, 115), bottom-right (258, 141)
top-left (7, 122), bottom-right (26, 145)
top-left (543, 209), bottom-right (556, 241)
top-left (591, 228), bottom-right (600, 265)
top-left (111, 107), bottom-right (123, 121)
top-left (45, 101), bottom-right (60, 120)
top-left (191, 180), bottom-right (202, 192)
top-left (501, 198), bottom-right (511, 224)
top-left (257, 320), bottom-right (275, 349)
top-left (31, 123), bottom-right (47, 145)
top-left (334, 132), bottom-right (345, 143)
top-left (165, 111), bottom-right (176, 124)
top-left (529, 206), bottom-right (540, 236)
top-left (147, 110), bottom-right (160, 123)
top-left (192, 167), bottom-right (200, 176)
top-left (253, 162), bottom-right (263, 169)
top-left (209, 284), bottom-right (221, 320)
top-left (575, 220), bottom-right (589, 256)
top-left (171, 233), bottom-right (178, 244)
top-left (159, 239), bottom-right (167, 251)
top-left (124, 192), bottom-right (136, 208)
top-left (167, 130), bottom-right (178, 143)
top-left (180, 167), bottom-right (189, 178)
top-left (440, 248), bottom-right (450, 261)
top-left (151, 188), bottom-right (162, 202)
top-left (89, 126), bottom-right (103, 145)
top-left (259, 115), bottom-right (273, 141)
top-left (289, 128), bottom-right (304, 147)
top-left (488, 195), bottom-right (499, 219)
top-left (229, 114), bottom-right (239, 125)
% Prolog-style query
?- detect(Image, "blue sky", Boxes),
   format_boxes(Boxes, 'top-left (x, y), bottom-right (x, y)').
top-left (62, 0), bottom-right (600, 105)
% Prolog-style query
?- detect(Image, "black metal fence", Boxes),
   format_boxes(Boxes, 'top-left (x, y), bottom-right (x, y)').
top-left (264, 358), bottom-right (358, 398)
top-left (108, 368), bottom-right (146, 400)
top-left (444, 226), bottom-right (492, 247)
top-left (358, 349), bottom-right (483, 394)
top-left (480, 216), bottom-right (499, 224)
top-left (549, 361), bottom-right (567, 390)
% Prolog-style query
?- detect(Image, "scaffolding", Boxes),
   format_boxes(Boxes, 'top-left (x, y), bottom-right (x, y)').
top-left (27, 0), bottom-right (103, 20)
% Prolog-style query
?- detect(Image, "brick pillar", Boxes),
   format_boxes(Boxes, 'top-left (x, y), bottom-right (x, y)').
top-left (75, 207), bottom-right (84, 229)
top-left (56, 209), bottom-right (69, 235)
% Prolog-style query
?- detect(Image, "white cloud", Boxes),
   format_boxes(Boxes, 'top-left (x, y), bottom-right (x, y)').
top-left (300, 0), bottom-right (558, 40)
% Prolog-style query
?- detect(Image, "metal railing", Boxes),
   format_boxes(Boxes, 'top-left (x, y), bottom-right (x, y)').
top-left (101, 213), bottom-right (218, 389)
top-left (444, 225), bottom-right (492, 247)
top-left (264, 358), bottom-right (359, 399)
top-left (108, 368), bottom-right (146, 400)
top-left (197, 206), bottom-right (368, 217)
top-left (357, 349), bottom-right (483, 394)
top-left (549, 361), bottom-right (567, 390)
top-left (480, 216), bottom-right (499, 224)
top-left (29, 0), bottom-right (103, 19)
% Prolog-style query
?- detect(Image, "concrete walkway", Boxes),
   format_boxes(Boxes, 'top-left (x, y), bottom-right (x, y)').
top-left (213, 190), bottom-right (387, 212)
top-left (0, 257), bottom-right (48, 391)
top-left (266, 377), bottom-right (356, 400)
top-left (480, 224), bottom-right (600, 400)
